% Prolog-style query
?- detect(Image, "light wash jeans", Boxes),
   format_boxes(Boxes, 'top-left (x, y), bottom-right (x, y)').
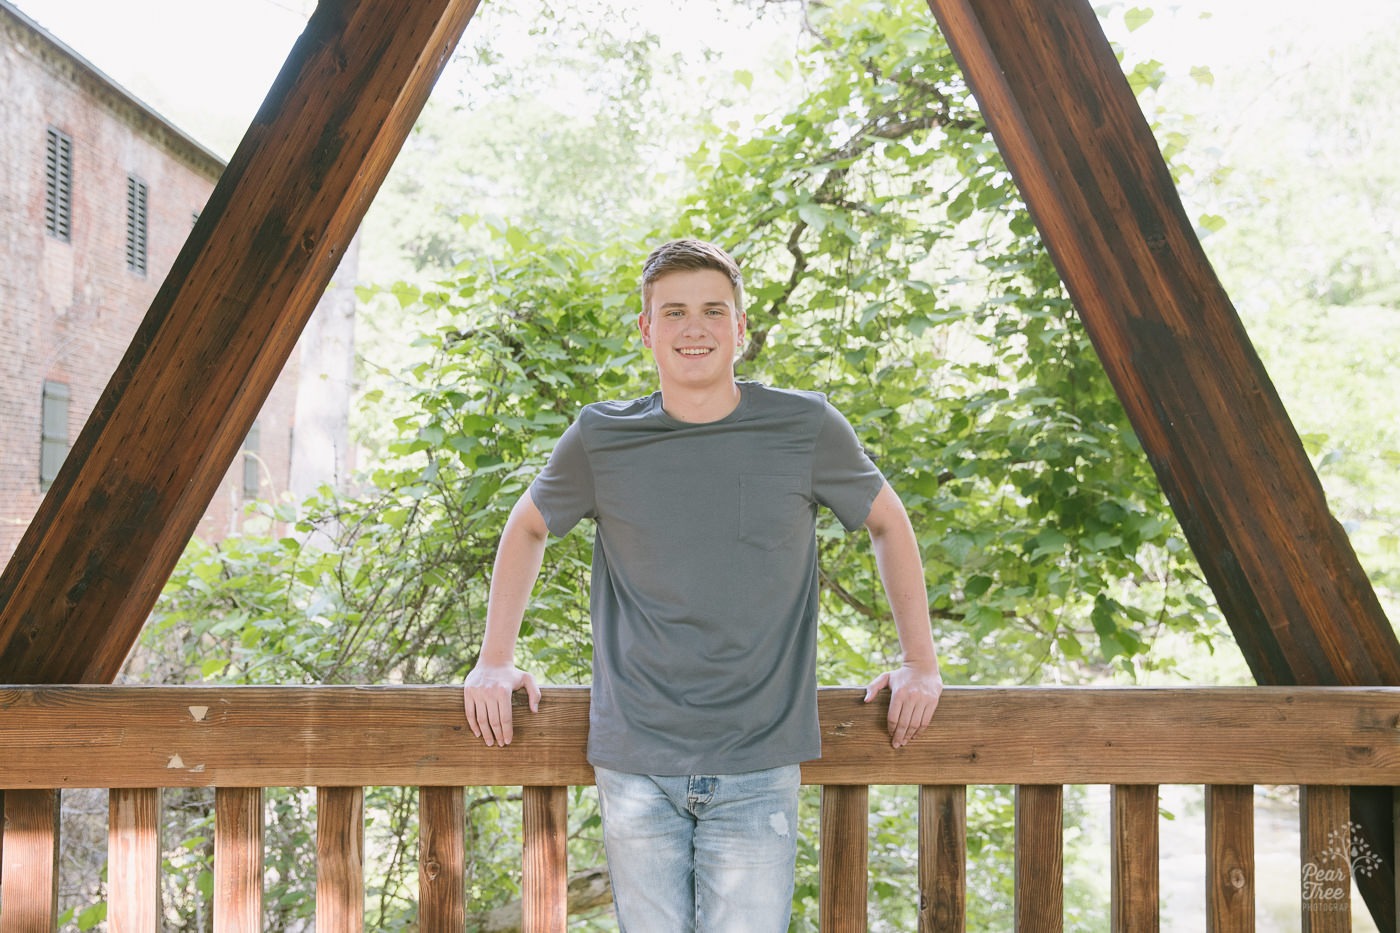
top-left (593, 764), bottom-right (802, 933)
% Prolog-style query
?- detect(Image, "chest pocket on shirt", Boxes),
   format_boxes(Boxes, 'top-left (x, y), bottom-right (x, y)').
top-left (739, 473), bottom-right (807, 551)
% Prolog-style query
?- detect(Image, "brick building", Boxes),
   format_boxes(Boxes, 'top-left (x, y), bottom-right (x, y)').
top-left (0, 0), bottom-right (301, 567)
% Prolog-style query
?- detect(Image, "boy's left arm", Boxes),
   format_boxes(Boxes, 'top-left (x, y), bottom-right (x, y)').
top-left (862, 481), bottom-right (944, 748)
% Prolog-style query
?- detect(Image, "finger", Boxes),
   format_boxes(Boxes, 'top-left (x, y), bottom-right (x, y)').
top-left (895, 709), bottom-right (920, 747)
top-left (501, 697), bottom-right (516, 745)
top-left (864, 671), bottom-right (891, 703)
top-left (521, 673), bottom-right (541, 713)
top-left (888, 701), bottom-right (913, 746)
top-left (463, 688), bottom-right (482, 738)
top-left (473, 699), bottom-right (496, 746)
top-left (480, 697), bottom-right (504, 746)
top-left (897, 703), bottom-right (936, 746)
top-left (487, 699), bottom-right (513, 746)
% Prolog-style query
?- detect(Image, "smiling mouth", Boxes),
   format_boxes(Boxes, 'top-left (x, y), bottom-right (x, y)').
top-left (676, 348), bottom-right (713, 356)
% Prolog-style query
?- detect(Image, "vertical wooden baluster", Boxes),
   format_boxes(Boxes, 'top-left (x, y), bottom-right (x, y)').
top-left (820, 784), bottom-right (869, 933)
top-left (523, 786), bottom-right (568, 933)
top-left (1015, 784), bottom-right (1063, 933)
top-left (1300, 785), bottom-right (1350, 933)
top-left (1205, 784), bottom-right (1254, 933)
top-left (108, 788), bottom-right (161, 932)
top-left (419, 786), bottom-right (466, 931)
top-left (919, 785), bottom-right (966, 933)
top-left (1111, 785), bottom-right (1159, 933)
top-left (0, 788), bottom-right (60, 933)
top-left (317, 787), bottom-right (364, 933)
top-left (215, 787), bottom-right (263, 933)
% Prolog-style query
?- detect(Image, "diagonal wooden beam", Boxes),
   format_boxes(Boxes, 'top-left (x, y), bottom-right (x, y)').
top-left (0, 0), bottom-right (483, 683)
top-left (921, 0), bottom-right (1399, 925)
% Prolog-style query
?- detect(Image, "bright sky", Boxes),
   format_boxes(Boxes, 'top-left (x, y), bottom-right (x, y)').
top-left (13, 0), bottom-right (1396, 158)
top-left (1109, 0), bottom-right (1398, 58)
top-left (11, 0), bottom-right (311, 154)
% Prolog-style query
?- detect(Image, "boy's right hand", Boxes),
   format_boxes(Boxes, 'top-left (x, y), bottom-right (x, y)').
top-left (463, 664), bottom-right (541, 747)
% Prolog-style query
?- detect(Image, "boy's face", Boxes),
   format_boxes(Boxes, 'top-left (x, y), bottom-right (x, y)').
top-left (638, 268), bottom-right (747, 393)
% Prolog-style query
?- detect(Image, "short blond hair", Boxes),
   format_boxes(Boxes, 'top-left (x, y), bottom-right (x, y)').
top-left (640, 239), bottom-right (744, 315)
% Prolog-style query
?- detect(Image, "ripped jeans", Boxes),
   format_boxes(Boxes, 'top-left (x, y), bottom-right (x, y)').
top-left (593, 764), bottom-right (801, 932)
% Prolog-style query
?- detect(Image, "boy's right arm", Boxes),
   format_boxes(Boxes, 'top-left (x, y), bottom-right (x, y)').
top-left (463, 491), bottom-right (550, 746)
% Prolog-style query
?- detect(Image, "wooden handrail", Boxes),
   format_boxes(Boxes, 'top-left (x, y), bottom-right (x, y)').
top-left (4, 685), bottom-right (1400, 788)
top-left (2, 685), bottom-right (1397, 931)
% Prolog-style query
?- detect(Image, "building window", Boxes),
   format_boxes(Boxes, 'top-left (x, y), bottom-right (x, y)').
top-left (125, 175), bottom-right (148, 274)
top-left (242, 421), bottom-right (261, 498)
top-left (45, 127), bottom-right (73, 241)
top-left (40, 380), bottom-right (71, 490)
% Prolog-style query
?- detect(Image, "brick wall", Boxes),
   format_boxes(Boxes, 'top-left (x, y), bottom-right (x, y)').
top-left (0, 4), bottom-right (301, 568)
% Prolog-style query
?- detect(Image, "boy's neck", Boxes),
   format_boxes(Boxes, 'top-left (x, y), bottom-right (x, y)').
top-left (658, 380), bottom-right (743, 424)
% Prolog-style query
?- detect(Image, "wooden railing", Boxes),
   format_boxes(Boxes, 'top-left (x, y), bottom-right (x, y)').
top-left (2, 685), bottom-right (1399, 931)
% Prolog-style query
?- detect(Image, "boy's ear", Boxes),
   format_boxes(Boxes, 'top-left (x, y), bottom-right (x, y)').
top-left (638, 311), bottom-right (654, 348)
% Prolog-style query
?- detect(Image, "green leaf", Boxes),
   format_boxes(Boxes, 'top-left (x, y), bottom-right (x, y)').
top-left (946, 190), bottom-right (974, 222)
top-left (1124, 7), bottom-right (1154, 31)
top-left (796, 202), bottom-right (828, 232)
top-left (964, 574), bottom-right (994, 599)
top-left (200, 658), bottom-right (231, 679)
top-left (77, 903), bottom-right (108, 931)
top-left (1197, 213), bottom-right (1228, 235)
top-left (1126, 59), bottom-right (1165, 95)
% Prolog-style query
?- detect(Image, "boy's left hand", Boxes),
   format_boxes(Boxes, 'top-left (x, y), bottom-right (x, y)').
top-left (864, 663), bottom-right (943, 748)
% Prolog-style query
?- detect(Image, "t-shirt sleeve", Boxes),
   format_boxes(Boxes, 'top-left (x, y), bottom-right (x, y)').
top-left (528, 419), bottom-right (596, 537)
top-left (812, 400), bottom-right (886, 530)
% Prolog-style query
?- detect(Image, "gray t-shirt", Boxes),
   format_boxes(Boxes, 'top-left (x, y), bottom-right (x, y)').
top-left (529, 382), bottom-right (885, 774)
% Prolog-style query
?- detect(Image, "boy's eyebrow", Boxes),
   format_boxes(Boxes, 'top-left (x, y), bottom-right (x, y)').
top-left (657, 300), bottom-right (732, 310)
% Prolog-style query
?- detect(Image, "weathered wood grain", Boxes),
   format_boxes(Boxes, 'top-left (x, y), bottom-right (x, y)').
top-left (1110, 785), bottom-right (1158, 933)
top-left (317, 786), bottom-right (365, 932)
top-left (1205, 785), bottom-right (1254, 933)
top-left (919, 785), bottom-right (966, 933)
top-left (214, 787), bottom-right (263, 933)
top-left (820, 784), bottom-right (869, 933)
top-left (1015, 785), bottom-right (1063, 933)
top-left (522, 786), bottom-right (568, 933)
top-left (1300, 785), bottom-right (1351, 932)
top-left (4, 686), bottom-right (1400, 789)
top-left (0, 0), bottom-right (485, 684)
top-left (0, 789), bottom-right (60, 933)
top-left (108, 788), bottom-right (161, 933)
top-left (418, 786), bottom-right (465, 930)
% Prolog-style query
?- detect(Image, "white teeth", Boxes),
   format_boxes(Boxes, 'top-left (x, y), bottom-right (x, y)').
top-left (677, 348), bottom-right (711, 356)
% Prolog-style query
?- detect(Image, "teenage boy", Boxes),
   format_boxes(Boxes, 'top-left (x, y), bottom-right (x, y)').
top-left (463, 238), bottom-right (942, 931)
